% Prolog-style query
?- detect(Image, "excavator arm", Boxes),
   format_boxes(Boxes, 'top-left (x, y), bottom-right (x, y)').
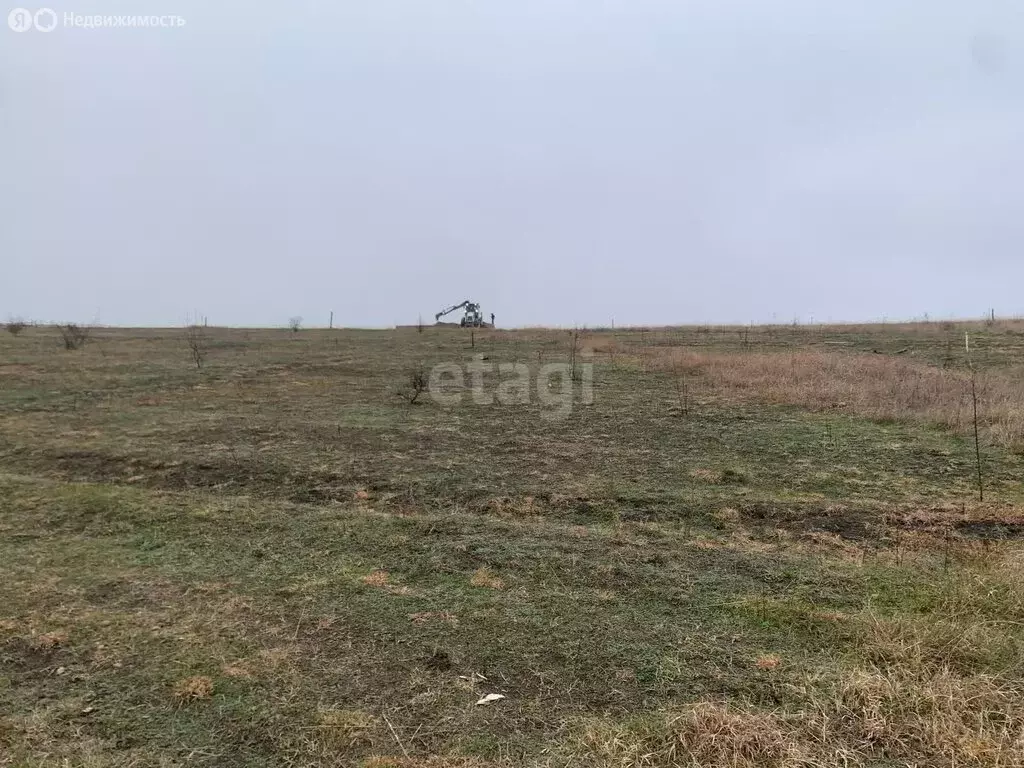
top-left (435, 301), bottom-right (469, 321)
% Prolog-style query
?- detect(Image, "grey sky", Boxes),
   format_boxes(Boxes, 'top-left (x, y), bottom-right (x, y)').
top-left (3, 0), bottom-right (1022, 327)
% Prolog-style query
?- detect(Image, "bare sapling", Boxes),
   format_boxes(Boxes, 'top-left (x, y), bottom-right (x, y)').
top-left (673, 359), bottom-right (690, 416)
top-left (569, 327), bottom-right (583, 382)
top-left (396, 367), bottom-right (429, 405)
top-left (186, 324), bottom-right (207, 369)
top-left (965, 332), bottom-right (984, 501)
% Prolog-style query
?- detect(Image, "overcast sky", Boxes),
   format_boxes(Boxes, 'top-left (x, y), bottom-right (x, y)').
top-left (2, 0), bottom-right (1022, 327)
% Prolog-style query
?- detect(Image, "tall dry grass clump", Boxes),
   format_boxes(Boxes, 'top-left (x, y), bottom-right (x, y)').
top-left (640, 348), bottom-right (1024, 451)
top-left (572, 704), bottom-right (810, 767)
top-left (567, 668), bottom-right (1024, 767)
top-left (815, 663), bottom-right (1024, 765)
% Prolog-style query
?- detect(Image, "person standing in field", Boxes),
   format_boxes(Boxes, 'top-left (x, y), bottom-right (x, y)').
top-left (490, 313), bottom-right (495, 327)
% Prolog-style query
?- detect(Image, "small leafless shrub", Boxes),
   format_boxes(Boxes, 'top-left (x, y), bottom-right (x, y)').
top-left (6, 318), bottom-right (27, 336)
top-left (288, 316), bottom-right (302, 333)
top-left (396, 367), bottom-right (429, 405)
top-left (569, 327), bottom-right (582, 382)
top-left (671, 360), bottom-right (690, 417)
top-left (185, 324), bottom-right (207, 369)
top-left (966, 332), bottom-right (984, 501)
top-left (57, 323), bottom-right (89, 350)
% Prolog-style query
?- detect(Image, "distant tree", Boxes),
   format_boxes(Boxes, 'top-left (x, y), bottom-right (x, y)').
top-left (6, 318), bottom-right (26, 336)
top-left (289, 316), bottom-right (302, 333)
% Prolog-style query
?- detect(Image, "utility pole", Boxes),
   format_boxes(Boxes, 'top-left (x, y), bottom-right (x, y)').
top-left (329, 311), bottom-right (333, 330)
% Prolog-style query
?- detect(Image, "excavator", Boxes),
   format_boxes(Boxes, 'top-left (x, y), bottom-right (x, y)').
top-left (435, 300), bottom-right (489, 327)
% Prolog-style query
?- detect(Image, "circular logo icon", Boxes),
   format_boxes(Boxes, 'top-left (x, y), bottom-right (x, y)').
top-left (8, 7), bottom-right (33, 31)
top-left (33, 7), bottom-right (56, 31)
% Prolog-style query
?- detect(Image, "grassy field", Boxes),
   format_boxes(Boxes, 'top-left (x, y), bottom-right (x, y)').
top-left (2, 321), bottom-right (1024, 767)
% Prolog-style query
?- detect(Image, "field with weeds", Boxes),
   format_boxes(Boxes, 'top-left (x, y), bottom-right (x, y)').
top-left (2, 321), bottom-right (1024, 767)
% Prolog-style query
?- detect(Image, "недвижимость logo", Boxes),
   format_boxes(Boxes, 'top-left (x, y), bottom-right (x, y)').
top-left (8, 7), bottom-right (56, 31)
top-left (8, 8), bottom-right (184, 31)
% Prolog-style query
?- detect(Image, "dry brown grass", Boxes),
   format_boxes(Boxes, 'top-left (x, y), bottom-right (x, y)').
top-left (565, 545), bottom-right (1024, 767)
top-left (362, 758), bottom-right (495, 768)
top-left (822, 665), bottom-right (1024, 762)
top-left (362, 570), bottom-right (392, 588)
top-left (30, 630), bottom-right (70, 650)
top-left (171, 676), bottom-right (214, 702)
top-left (317, 708), bottom-right (377, 750)
top-left (409, 611), bottom-right (459, 626)
top-left (569, 666), bottom-right (1024, 767)
top-left (573, 703), bottom-right (809, 767)
top-left (221, 661), bottom-right (255, 679)
top-left (361, 570), bottom-right (415, 596)
top-left (642, 348), bottom-right (1024, 450)
top-left (690, 468), bottom-right (724, 484)
top-left (469, 567), bottom-right (505, 590)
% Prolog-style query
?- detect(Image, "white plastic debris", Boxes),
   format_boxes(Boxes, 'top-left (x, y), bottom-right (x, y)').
top-left (475, 693), bottom-right (506, 706)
